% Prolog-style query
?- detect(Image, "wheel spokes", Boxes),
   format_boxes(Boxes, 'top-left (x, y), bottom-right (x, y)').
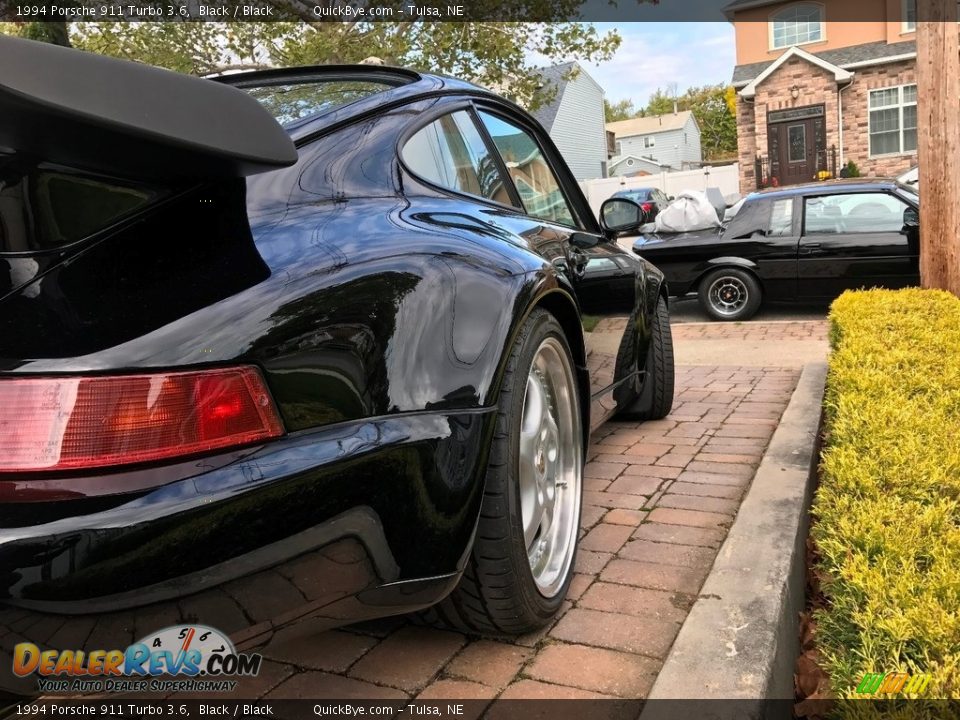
top-left (516, 337), bottom-right (583, 598)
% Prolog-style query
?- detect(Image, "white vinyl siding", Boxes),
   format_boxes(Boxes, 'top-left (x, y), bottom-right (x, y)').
top-left (613, 115), bottom-right (702, 171)
top-left (544, 70), bottom-right (608, 181)
top-left (869, 84), bottom-right (917, 157)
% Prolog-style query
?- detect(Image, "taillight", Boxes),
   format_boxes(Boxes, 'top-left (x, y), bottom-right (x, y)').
top-left (641, 202), bottom-right (654, 214)
top-left (0, 367), bottom-right (284, 473)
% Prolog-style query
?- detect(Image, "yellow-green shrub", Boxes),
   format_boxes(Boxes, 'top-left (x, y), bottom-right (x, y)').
top-left (814, 288), bottom-right (960, 701)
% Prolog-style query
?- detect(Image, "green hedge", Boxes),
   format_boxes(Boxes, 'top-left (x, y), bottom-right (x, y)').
top-left (814, 288), bottom-right (960, 700)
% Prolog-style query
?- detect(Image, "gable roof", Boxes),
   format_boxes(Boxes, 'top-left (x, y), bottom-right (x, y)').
top-left (722, 0), bottom-right (788, 18)
top-left (529, 61), bottom-right (604, 131)
top-left (733, 40), bottom-right (917, 87)
top-left (608, 154), bottom-right (665, 170)
top-left (739, 45), bottom-right (852, 98)
top-left (606, 110), bottom-right (695, 138)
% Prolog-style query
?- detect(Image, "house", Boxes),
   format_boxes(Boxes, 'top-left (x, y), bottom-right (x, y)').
top-left (605, 111), bottom-right (704, 176)
top-left (728, 0), bottom-right (933, 193)
top-left (530, 62), bottom-right (609, 181)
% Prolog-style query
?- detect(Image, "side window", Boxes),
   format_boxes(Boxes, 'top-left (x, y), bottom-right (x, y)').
top-left (724, 198), bottom-right (770, 240)
top-left (768, 198), bottom-right (794, 237)
top-left (0, 154), bottom-right (161, 253)
top-left (477, 111), bottom-right (578, 227)
top-left (804, 193), bottom-right (908, 235)
top-left (401, 110), bottom-right (514, 206)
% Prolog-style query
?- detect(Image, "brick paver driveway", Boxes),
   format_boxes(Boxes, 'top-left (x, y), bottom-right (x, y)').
top-left (218, 321), bottom-right (824, 701)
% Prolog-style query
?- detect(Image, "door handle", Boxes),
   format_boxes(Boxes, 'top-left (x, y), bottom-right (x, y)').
top-left (799, 242), bottom-right (822, 255)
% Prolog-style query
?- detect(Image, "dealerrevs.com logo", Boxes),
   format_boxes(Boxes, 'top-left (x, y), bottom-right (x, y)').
top-left (13, 625), bottom-right (262, 694)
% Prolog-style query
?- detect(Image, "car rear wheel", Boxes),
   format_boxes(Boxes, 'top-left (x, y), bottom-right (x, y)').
top-left (616, 296), bottom-right (675, 421)
top-left (426, 309), bottom-right (583, 635)
top-left (698, 268), bottom-right (762, 321)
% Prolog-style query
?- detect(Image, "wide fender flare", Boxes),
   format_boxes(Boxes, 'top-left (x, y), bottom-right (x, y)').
top-left (490, 267), bottom-right (590, 457)
top-left (702, 256), bottom-right (760, 273)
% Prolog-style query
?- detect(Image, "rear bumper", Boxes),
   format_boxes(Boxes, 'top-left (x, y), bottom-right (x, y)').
top-left (0, 409), bottom-right (493, 695)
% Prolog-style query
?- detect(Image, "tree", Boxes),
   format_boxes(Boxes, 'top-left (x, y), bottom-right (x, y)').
top-left (642, 84), bottom-right (737, 161)
top-left (916, 0), bottom-right (960, 294)
top-left (0, 18), bottom-right (620, 111)
top-left (605, 98), bottom-right (638, 122)
top-left (1, 20), bottom-right (70, 46)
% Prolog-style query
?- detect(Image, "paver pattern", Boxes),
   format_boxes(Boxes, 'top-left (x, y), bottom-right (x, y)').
top-left (671, 321), bottom-right (828, 343)
top-left (225, 351), bottom-right (805, 700)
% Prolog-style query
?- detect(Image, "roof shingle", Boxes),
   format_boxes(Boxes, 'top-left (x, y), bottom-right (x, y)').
top-left (732, 40), bottom-right (917, 85)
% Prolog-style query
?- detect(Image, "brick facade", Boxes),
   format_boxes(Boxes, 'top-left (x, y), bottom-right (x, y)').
top-left (736, 55), bottom-right (918, 194)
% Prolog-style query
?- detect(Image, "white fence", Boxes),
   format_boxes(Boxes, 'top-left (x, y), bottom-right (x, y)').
top-left (579, 163), bottom-right (740, 216)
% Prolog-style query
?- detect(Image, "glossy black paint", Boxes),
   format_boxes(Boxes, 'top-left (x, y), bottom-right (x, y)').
top-left (0, 66), bottom-right (666, 693)
top-left (633, 179), bottom-right (920, 302)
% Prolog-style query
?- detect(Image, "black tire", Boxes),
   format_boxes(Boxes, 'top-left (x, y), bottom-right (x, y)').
top-left (698, 267), bottom-right (762, 322)
top-left (423, 309), bottom-right (582, 636)
top-left (617, 296), bottom-right (675, 421)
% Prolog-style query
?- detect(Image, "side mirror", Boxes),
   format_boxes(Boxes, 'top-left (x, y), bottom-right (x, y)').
top-left (903, 207), bottom-right (919, 228)
top-left (600, 198), bottom-right (645, 236)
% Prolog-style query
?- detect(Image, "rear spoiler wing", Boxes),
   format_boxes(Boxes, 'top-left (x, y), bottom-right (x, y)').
top-left (0, 35), bottom-right (297, 181)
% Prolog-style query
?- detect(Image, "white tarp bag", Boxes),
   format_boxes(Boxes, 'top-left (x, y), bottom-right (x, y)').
top-left (654, 190), bottom-right (722, 233)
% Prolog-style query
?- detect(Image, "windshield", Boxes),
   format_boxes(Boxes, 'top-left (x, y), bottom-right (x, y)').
top-left (896, 180), bottom-right (919, 201)
top-left (244, 80), bottom-right (398, 126)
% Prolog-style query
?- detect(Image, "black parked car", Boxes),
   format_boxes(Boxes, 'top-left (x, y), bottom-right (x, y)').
top-left (611, 187), bottom-right (670, 224)
top-left (618, 179), bottom-right (920, 321)
top-left (0, 36), bottom-right (674, 693)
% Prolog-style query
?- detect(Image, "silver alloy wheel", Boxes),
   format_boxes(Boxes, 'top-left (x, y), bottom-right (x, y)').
top-left (518, 336), bottom-right (583, 598)
top-left (707, 275), bottom-right (749, 316)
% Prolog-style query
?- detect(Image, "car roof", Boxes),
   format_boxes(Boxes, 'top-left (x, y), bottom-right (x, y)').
top-left (751, 178), bottom-right (900, 199)
top-left (615, 188), bottom-right (655, 195)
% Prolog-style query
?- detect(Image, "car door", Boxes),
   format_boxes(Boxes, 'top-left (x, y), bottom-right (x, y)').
top-left (711, 195), bottom-right (801, 302)
top-left (471, 106), bottom-right (645, 423)
top-left (797, 191), bottom-right (920, 299)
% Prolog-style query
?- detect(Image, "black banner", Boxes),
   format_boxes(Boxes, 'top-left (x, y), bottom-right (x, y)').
top-left (0, 0), bottom-right (951, 23)
top-left (4, 699), bottom-right (960, 720)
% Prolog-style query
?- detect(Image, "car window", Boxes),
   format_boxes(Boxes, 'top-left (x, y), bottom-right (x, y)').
top-left (402, 111), bottom-right (514, 206)
top-left (0, 155), bottom-right (161, 253)
top-left (246, 80), bottom-right (400, 126)
top-left (724, 198), bottom-right (770, 240)
top-left (768, 198), bottom-right (794, 237)
top-left (477, 111), bottom-right (577, 227)
top-left (804, 192), bottom-right (909, 235)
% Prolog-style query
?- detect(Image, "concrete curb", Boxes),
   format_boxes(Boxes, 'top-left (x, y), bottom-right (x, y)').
top-left (640, 362), bottom-right (828, 719)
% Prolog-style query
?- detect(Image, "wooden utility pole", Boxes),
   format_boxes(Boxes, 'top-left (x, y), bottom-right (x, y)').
top-left (916, 0), bottom-right (960, 294)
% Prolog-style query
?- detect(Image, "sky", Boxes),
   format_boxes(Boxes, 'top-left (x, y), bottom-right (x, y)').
top-left (578, 22), bottom-right (737, 108)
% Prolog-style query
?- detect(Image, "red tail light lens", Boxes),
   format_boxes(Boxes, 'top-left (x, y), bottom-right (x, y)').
top-left (0, 367), bottom-right (284, 473)
top-left (641, 202), bottom-right (654, 214)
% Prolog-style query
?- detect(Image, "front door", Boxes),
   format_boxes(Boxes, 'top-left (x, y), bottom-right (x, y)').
top-left (767, 105), bottom-right (825, 186)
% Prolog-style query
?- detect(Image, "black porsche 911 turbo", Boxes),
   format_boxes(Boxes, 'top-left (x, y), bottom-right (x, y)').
top-left (0, 36), bottom-right (674, 694)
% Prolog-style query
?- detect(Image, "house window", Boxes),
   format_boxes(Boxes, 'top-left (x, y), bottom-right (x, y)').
top-left (903, 0), bottom-right (916, 30)
top-left (644, 136), bottom-right (656, 149)
top-left (869, 84), bottom-right (917, 157)
top-left (770, 3), bottom-right (824, 50)
top-left (903, 0), bottom-right (960, 30)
